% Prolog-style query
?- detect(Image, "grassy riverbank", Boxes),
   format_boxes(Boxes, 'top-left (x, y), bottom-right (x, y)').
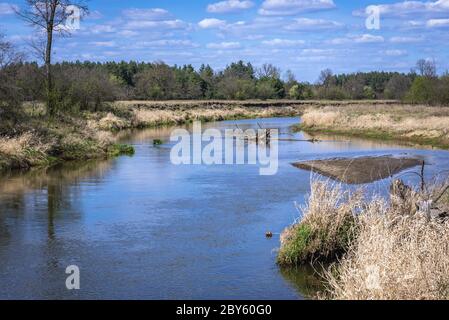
top-left (279, 178), bottom-right (449, 300)
top-left (2, 100), bottom-right (446, 172)
top-left (0, 100), bottom-right (307, 172)
top-left (297, 104), bottom-right (449, 149)
top-left (0, 113), bottom-right (135, 172)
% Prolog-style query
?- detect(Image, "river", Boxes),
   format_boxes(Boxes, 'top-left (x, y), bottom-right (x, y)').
top-left (1, 117), bottom-right (449, 299)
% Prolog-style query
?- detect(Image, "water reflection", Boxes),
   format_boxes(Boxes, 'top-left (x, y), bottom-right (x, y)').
top-left (280, 265), bottom-right (327, 299)
top-left (0, 117), bottom-right (448, 299)
top-left (0, 160), bottom-right (114, 243)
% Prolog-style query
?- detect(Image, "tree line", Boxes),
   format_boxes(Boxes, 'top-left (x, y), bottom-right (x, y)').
top-left (2, 55), bottom-right (449, 109)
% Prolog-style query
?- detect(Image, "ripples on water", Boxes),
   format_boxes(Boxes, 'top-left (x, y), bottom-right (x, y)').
top-left (1, 117), bottom-right (448, 299)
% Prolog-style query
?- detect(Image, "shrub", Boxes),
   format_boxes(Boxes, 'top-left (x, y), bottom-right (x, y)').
top-left (406, 76), bottom-right (436, 104)
top-left (108, 144), bottom-right (135, 156)
top-left (53, 65), bottom-right (121, 113)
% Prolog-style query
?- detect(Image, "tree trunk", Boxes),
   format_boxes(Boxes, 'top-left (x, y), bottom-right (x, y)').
top-left (45, 30), bottom-right (54, 116)
top-left (46, 4), bottom-right (56, 116)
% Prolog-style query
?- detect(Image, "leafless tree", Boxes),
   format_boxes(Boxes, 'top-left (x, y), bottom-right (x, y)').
top-left (416, 59), bottom-right (437, 78)
top-left (318, 68), bottom-right (334, 87)
top-left (257, 63), bottom-right (281, 79)
top-left (0, 33), bottom-right (24, 108)
top-left (14, 0), bottom-right (88, 116)
top-left (0, 33), bottom-right (23, 68)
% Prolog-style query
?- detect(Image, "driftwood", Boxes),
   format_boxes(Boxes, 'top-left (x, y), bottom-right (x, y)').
top-left (390, 178), bottom-right (449, 221)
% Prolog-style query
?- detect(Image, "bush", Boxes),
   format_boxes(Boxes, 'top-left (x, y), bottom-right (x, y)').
top-left (406, 76), bottom-right (436, 104)
top-left (108, 144), bottom-right (135, 156)
top-left (53, 65), bottom-right (121, 112)
top-left (384, 74), bottom-right (412, 100)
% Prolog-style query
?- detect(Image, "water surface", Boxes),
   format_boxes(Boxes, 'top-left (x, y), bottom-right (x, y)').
top-left (1, 117), bottom-right (448, 299)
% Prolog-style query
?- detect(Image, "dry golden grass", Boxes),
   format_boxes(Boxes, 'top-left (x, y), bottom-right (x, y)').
top-left (280, 176), bottom-right (449, 300)
top-left (114, 100), bottom-right (397, 109)
top-left (305, 177), bottom-right (449, 300)
top-left (90, 106), bottom-right (302, 131)
top-left (0, 133), bottom-right (51, 163)
top-left (300, 104), bottom-right (449, 148)
top-left (95, 112), bottom-right (132, 131)
top-left (326, 207), bottom-right (449, 300)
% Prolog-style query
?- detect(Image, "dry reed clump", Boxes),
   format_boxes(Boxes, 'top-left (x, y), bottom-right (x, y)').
top-left (96, 112), bottom-right (132, 131)
top-left (132, 109), bottom-right (185, 127)
top-left (300, 105), bottom-right (449, 147)
top-left (279, 175), bottom-right (449, 300)
top-left (326, 209), bottom-right (449, 300)
top-left (323, 178), bottom-right (449, 300)
top-left (277, 180), bottom-right (362, 266)
top-left (0, 132), bottom-right (52, 168)
top-left (94, 131), bottom-right (115, 149)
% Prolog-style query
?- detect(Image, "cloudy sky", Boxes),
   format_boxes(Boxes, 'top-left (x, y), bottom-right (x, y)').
top-left (1, 0), bottom-right (449, 81)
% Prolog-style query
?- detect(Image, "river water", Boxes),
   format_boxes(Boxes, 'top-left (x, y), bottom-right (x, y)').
top-left (1, 117), bottom-right (449, 299)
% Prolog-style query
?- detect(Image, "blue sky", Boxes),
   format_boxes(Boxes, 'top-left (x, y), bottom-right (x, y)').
top-left (1, 0), bottom-right (449, 81)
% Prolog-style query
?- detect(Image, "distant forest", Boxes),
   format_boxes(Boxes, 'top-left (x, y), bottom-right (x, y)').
top-left (2, 0), bottom-right (449, 118)
top-left (1, 33), bottom-right (449, 114)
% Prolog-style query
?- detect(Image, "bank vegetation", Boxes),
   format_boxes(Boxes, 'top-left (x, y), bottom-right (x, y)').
top-left (298, 104), bottom-right (449, 149)
top-left (279, 176), bottom-right (449, 300)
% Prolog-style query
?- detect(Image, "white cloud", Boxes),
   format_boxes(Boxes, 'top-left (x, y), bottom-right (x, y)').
top-left (206, 41), bottom-right (241, 49)
top-left (207, 0), bottom-right (254, 13)
top-left (88, 24), bottom-right (117, 34)
top-left (259, 0), bottom-right (336, 16)
top-left (354, 0), bottom-right (449, 18)
top-left (383, 49), bottom-right (408, 56)
top-left (403, 20), bottom-right (426, 27)
top-left (301, 48), bottom-right (335, 54)
top-left (134, 40), bottom-right (199, 48)
top-left (117, 30), bottom-right (139, 37)
top-left (285, 18), bottom-right (343, 30)
top-left (330, 34), bottom-right (384, 44)
top-left (355, 34), bottom-right (384, 43)
top-left (211, 18), bottom-right (284, 34)
top-left (117, 8), bottom-right (190, 31)
top-left (427, 18), bottom-right (449, 27)
top-left (389, 36), bottom-right (424, 43)
top-left (198, 18), bottom-right (227, 29)
top-left (125, 19), bottom-right (189, 30)
top-left (244, 34), bottom-right (266, 40)
top-left (262, 38), bottom-right (305, 46)
top-left (122, 8), bottom-right (172, 21)
top-left (0, 2), bottom-right (17, 15)
top-left (90, 41), bottom-right (117, 47)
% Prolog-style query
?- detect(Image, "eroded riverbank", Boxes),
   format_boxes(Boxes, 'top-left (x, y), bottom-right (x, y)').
top-left (297, 104), bottom-right (449, 150)
top-left (0, 101), bottom-right (306, 172)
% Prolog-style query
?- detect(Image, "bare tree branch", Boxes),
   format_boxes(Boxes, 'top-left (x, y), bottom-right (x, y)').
top-left (14, 0), bottom-right (88, 115)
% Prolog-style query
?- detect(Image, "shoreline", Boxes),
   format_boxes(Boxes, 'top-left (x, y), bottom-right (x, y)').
top-left (296, 104), bottom-right (449, 151)
top-left (2, 101), bottom-right (447, 174)
top-left (296, 125), bottom-right (449, 150)
top-left (0, 102), bottom-right (304, 173)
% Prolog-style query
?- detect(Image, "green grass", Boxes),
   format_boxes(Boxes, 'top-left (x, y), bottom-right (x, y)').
top-left (108, 144), bottom-right (135, 157)
top-left (153, 139), bottom-right (163, 146)
top-left (277, 224), bottom-right (313, 266)
top-left (277, 216), bottom-right (356, 266)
